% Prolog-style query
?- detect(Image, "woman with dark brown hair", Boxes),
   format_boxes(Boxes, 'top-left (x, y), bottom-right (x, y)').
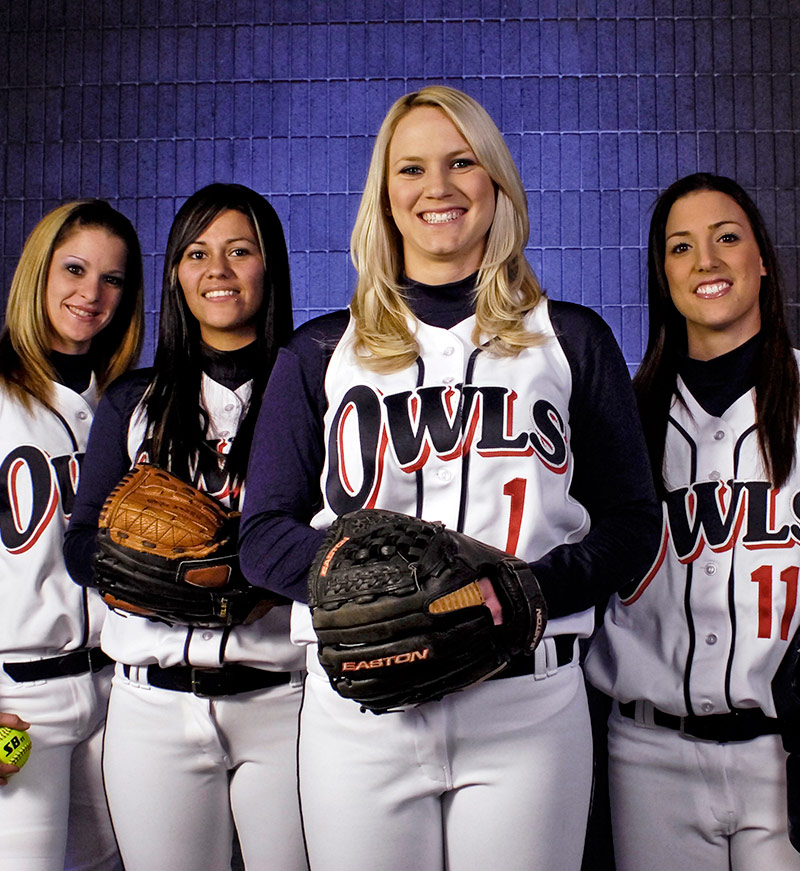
top-left (587, 172), bottom-right (800, 870)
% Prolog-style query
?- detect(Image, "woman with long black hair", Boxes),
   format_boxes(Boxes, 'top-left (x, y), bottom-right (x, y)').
top-left (586, 172), bottom-right (800, 870)
top-left (65, 183), bottom-right (308, 871)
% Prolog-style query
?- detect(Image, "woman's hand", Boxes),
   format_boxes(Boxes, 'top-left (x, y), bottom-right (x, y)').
top-left (0, 712), bottom-right (31, 786)
top-left (478, 578), bottom-right (503, 626)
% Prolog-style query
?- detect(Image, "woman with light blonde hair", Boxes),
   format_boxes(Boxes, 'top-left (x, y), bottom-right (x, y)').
top-left (0, 199), bottom-right (143, 871)
top-left (350, 84), bottom-right (543, 370)
top-left (240, 85), bottom-right (660, 871)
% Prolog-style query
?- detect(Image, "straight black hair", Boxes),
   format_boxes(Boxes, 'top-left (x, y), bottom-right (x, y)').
top-left (144, 183), bottom-right (293, 486)
top-left (634, 172), bottom-right (799, 491)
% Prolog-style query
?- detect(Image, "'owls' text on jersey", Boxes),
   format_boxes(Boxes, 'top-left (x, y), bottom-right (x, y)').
top-left (586, 361), bottom-right (800, 718)
top-left (315, 309), bottom-right (588, 586)
top-left (240, 286), bottom-right (660, 640)
top-left (0, 378), bottom-right (105, 659)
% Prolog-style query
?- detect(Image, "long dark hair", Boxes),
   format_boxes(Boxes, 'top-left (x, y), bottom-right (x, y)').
top-left (634, 172), bottom-right (799, 490)
top-left (144, 183), bottom-right (293, 486)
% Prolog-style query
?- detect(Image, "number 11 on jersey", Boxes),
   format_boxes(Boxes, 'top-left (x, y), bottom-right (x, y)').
top-left (751, 564), bottom-right (799, 640)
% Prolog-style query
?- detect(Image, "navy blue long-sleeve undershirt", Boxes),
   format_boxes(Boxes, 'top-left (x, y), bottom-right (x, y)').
top-left (65, 343), bottom-right (260, 587)
top-left (239, 279), bottom-right (661, 620)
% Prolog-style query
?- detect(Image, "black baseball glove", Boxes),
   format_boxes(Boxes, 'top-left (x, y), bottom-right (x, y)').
top-left (308, 508), bottom-right (547, 714)
top-left (93, 464), bottom-right (281, 627)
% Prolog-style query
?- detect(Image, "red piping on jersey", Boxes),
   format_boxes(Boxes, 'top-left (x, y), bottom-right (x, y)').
top-left (622, 523), bottom-right (670, 605)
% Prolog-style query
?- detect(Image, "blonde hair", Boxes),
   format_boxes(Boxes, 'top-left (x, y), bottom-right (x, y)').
top-left (350, 85), bottom-right (543, 372)
top-left (0, 200), bottom-right (144, 409)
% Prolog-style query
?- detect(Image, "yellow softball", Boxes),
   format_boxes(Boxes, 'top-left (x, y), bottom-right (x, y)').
top-left (0, 727), bottom-right (32, 770)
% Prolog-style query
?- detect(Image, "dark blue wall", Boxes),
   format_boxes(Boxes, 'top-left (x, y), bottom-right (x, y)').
top-left (1, 1), bottom-right (798, 366)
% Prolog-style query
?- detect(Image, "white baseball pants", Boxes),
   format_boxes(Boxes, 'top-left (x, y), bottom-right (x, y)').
top-left (0, 666), bottom-right (120, 871)
top-left (102, 667), bottom-right (308, 871)
top-left (608, 704), bottom-right (800, 870)
top-left (299, 659), bottom-right (592, 871)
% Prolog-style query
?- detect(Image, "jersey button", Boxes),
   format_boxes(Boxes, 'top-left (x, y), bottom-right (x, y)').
top-left (705, 633), bottom-right (718, 645)
top-left (701, 701), bottom-right (714, 713)
top-left (709, 470), bottom-right (721, 481)
top-left (77, 411), bottom-right (88, 420)
top-left (436, 468), bottom-right (452, 482)
top-left (714, 430), bottom-right (725, 441)
top-left (202, 632), bottom-right (213, 641)
top-left (224, 404), bottom-right (234, 412)
top-left (442, 376), bottom-right (454, 385)
top-left (443, 346), bottom-right (455, 356)
top-left (705, 564), bottom-right (717, 575)
top-left (219, 430), bottom-right (230, 437)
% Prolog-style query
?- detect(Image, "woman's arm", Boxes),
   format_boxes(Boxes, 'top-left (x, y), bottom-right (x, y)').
top-left (64, 373), bottom-right (149, 586)
top-left (239, 314), bottom-right (348, 602)
top-left (530, 303), bottom-right (662, 619)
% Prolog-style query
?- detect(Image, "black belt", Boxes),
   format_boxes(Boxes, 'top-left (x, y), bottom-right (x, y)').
top-left (619, 701), bottom-right (781, 743)
top-left (4, 648), bottom-right (113, 683)
top-left (123, 663), bottom-right (292, 698)
top-left (491, 634), bottom-right (576, 681)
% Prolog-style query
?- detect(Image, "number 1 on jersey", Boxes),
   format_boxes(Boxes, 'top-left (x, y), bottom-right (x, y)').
top-left (503, 478), bottom-right (527, 555)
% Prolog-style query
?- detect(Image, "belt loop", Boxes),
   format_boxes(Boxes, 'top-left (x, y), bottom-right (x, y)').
top-left (617, 699), bottom-right (656, 727)
top-left (533, 638), bottom-right (559, 680)
top-left (635, 699), bottom-right (657, 727)
top-left (119, 663), bottom-right (150, 689)
top-left (532, 641), bottom-right (548, 680)
top-left (563, 635), bottom-right (577, 668)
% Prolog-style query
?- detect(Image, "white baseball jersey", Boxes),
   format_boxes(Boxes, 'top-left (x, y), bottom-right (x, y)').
top-left (0, 377), bottom-right (106, 660)
top-left (586, 353), bottom-right (800, 718)
top-left (0, 375), bottom-right (121, 871)
top-left (241, 288), bottom-right (659, 641)
top-left (292, 302), bottom-right (593, 644)
top-left (239, 282), bottom-right (658, 871)
top-left (88, 372), bottom-right (304, 673)
top-left (65, 363), bottom-right (308, 871)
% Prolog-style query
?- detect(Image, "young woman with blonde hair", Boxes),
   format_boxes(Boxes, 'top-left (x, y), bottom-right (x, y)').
top-left (241, 86), bottom-right (660, 871)
top-left (0, 199), bottom-right (143, 871)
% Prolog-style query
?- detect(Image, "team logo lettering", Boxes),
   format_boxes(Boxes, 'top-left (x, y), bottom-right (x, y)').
top-left (475, 388), bottom-right (530, 456)
top-left (326, 384), bottom-right (568, 514)
top-left (664, 480), bottom-right (748, 562)
top-left (383, 386), bottom-right (466, 468)
top-left (623, 478), bottom-right (800, 604)
top-left (0, 446), bottom-right (84, 553)
top-left (137, 437), bottom-right (241, 509)
top-left (341, 649), bottom-right (431, 671)
top-left (326, 386), bottom-right (386, 515)
top-left (528, 400), bottom-right (568, 471)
